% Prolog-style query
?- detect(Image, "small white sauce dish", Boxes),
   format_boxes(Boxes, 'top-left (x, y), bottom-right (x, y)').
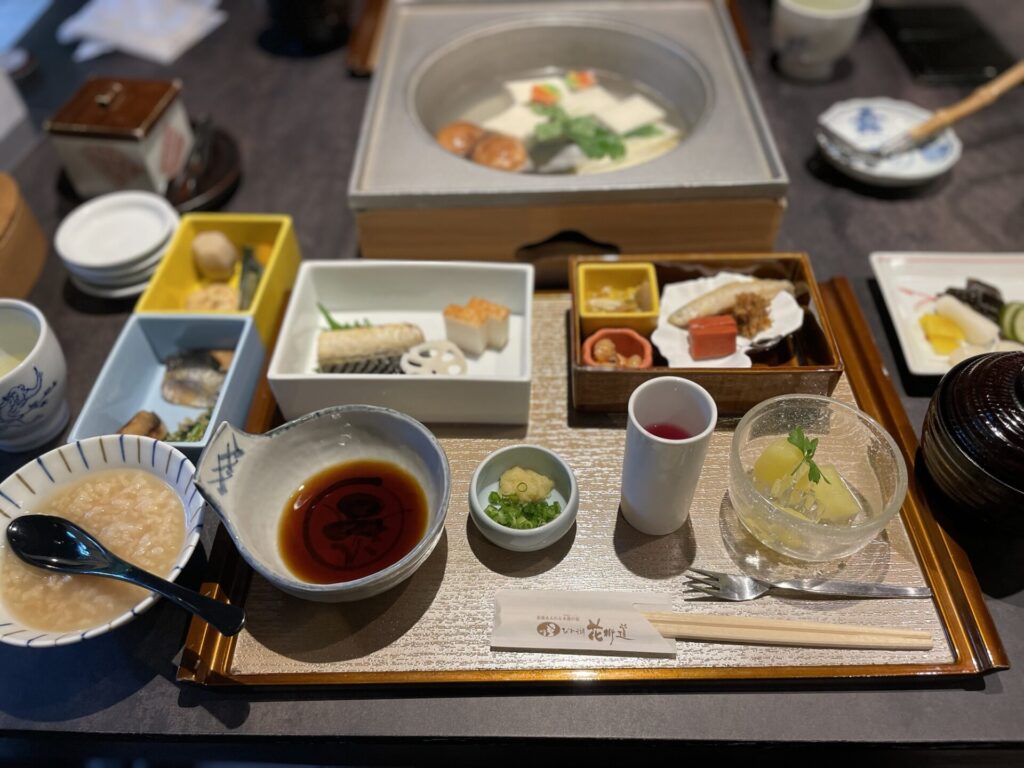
top-left (195, 404), bottom-right (451, 603)
top-left (469, 444), bottom-right (578, 553)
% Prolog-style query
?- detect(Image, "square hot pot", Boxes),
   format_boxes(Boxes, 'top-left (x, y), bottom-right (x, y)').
top-left (349, 0), bottom-right (788, 281)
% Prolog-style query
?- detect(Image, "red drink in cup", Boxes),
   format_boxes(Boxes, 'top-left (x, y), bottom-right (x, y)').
top-left (643, 423), bottom-right (692, 440)
top-left (621, 377), bottom-right (717, 535)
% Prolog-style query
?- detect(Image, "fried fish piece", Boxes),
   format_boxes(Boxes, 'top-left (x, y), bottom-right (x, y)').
top-left (317, 323), bottom-right (425, 374)
top-left (161, 350), bottom-right (227, 408)
top-left (668, 279), bottom-right (794, 328)
top-left (117, 410), bottom-right (167, 440)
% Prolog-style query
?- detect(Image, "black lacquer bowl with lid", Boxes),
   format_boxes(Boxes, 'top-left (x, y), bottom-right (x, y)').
top-left (921, 352), bottom-right (1024, 533)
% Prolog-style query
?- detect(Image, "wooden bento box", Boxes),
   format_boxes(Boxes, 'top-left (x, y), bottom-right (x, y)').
top-left (569, 253), bottom-right (843, 414)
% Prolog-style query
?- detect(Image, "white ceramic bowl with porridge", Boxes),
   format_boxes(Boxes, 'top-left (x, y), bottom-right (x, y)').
top-left (0, 434), bottom-right (205, 647)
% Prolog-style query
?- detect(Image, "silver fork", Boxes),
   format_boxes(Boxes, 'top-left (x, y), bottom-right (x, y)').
top-left (684, 567), bottom-right (933, 602)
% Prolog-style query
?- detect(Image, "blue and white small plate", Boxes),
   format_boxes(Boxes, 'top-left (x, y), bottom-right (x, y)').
top-left (816, 98), bottom-right (962, 187)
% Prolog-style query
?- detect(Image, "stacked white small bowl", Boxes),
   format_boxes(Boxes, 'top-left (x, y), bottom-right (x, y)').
top-left (55, 191), bottom-right (179, 299)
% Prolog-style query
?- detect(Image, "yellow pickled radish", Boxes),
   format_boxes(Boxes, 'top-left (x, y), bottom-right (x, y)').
top-left (813, 464), bottom-right (860, 524)
top-left (752, 436), bottom-right (862, 526)
top-left (919, 314), bottom-right (965, 356)
top-left (752, 437), bottom-right (804, 488)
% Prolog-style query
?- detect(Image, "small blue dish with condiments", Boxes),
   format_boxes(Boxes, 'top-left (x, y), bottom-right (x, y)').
top-left (68, 314), bottom-right (264, 461)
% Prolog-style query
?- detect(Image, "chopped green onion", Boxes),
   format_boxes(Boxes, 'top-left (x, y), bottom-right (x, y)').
top-left (484, 491), bottom-right (561, 530)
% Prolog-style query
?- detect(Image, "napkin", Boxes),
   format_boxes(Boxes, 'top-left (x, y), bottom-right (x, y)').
top-left (57, 0), bottom-right (226, 65)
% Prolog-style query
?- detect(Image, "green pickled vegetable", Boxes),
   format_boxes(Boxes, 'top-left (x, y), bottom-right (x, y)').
top-left (484, 490), bottom-right (561, 530)
top-left (237, 246), bottom-right (263, 311)
top-left (167, 409), bottom-right (212, 442)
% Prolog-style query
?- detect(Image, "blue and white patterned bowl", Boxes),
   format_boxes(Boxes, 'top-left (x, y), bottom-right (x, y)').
top-left (195, 405), bottom-right (451, 603)
top-left (816, 97), bottom-right (962, 187)
top-left (0, 435), bottom-right (205, 648)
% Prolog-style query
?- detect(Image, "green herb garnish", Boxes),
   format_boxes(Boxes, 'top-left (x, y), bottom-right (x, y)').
top-left (484, 490), bottom-right (562, 530)
top-left (787, 426), bottom-right (831, 485)
top-left (531, 104), bottom-right (626, 161)
top-left (317, 302), bottom-right (370, 331)
top-left (167, 409), bottom-right (212, 442)
top-left (624, 123), bottom-right (662, 139)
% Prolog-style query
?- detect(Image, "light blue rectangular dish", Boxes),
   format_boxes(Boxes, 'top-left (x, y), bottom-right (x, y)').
top-left (67, 314), bottom-right (264, 461)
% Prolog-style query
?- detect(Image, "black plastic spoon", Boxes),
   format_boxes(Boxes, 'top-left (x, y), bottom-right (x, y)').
top-left (6, 515), bottom-right (245, 637)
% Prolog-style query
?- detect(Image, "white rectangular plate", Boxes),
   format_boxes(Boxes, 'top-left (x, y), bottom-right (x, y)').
top-left (870, 251), bottom-right (1024, 376)
top-left (268, 261), bottom-right (533, 424)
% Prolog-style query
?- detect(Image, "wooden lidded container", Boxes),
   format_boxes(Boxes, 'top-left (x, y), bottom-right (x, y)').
top-left (0, 173), bottom-right (46, 299)
top-left (45, 77), bottom-right (193, 198)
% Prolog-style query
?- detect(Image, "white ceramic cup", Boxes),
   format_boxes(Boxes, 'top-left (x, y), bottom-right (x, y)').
top-left (772, 0), bottom-right (871, 81)
top-left (0, 299), bottom-right (68, 452)
top-left (620, 377), bottom-right (717, 536)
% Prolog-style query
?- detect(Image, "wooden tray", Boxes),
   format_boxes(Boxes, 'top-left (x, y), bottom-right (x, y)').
top-left (177, 278), bottom-right (1006, 687)
top-left (569, 253), bottom-right (844, 414)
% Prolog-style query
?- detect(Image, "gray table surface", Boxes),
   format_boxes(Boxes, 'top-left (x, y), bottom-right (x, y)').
top-left (2, 0), bottom-right (1023, 752)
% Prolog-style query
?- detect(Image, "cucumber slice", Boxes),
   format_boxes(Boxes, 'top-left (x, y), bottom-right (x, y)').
top-left (1001, 302), bottom-right (1023, 340)
top-left (1014, 305), bottom-right (1024, 343)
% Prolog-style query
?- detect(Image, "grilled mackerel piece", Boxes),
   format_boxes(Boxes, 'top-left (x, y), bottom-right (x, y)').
top-left (317, 323), bottom-right (425, 374)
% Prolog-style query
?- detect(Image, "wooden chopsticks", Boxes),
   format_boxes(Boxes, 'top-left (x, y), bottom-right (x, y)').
top-left (641, 610), bottom-right (933, 651)
top-left (906, 59), bottom-right (1024, 144)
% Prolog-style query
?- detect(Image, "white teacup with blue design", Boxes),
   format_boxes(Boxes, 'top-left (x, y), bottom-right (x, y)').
top-left (0, 299), bottom-right (68, 452)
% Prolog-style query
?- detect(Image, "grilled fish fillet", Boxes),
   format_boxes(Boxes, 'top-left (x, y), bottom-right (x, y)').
top-left (317, 324), bottom-right (425, 374)
top-left (668, 279), bottom-right (794, 328)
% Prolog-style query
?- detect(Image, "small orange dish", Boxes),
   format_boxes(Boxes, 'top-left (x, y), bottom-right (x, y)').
top-left (582, 328), bottom-right (653, 369)
top-left (576, 262), bottom-right (660, 336)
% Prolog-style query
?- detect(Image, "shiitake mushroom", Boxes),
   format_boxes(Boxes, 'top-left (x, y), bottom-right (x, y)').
top-left (435, 121), bottom-right (485, 157)
top-left (470, 133), bottom-right (528, 172)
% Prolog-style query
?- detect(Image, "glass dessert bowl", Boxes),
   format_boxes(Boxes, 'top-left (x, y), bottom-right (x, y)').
top-left (729, 394), bottom-right (907, 561)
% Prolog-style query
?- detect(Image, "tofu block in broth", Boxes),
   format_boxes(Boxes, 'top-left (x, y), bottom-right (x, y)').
top-left (598, 94), bottom-right (667, 135)
top-left (482, 104), bottom-right (547, 142)
top-left (561, 85), bottom-right (619, 118)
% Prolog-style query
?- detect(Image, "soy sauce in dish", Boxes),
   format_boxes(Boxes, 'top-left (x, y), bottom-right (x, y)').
top-left (278, 460), bottom-right (428, 584)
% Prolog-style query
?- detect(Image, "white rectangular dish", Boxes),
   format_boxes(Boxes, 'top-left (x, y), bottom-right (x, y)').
top-left (268, 261), bottom-right (533, 424)
top-left (870, 251), bottom-right (1024, 376)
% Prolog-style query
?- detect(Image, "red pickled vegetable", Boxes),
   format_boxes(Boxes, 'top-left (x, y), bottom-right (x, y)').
top-left (688, 315), bottom-right (738, 360)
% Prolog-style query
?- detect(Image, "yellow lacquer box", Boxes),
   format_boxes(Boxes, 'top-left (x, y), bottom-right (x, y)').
top-left (576, 261), bottom-right (660, 336)
top-left (135, 213), bottom-right (301, 346)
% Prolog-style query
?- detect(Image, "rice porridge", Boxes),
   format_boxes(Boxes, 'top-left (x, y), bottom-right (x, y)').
top-left (0, 469), bottom-right (185, 633)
